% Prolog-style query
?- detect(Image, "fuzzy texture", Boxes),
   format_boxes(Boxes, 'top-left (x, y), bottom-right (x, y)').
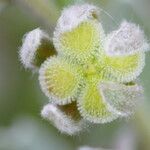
top-left (77, 82), bottom-right (118, 123)
top-left (55, 3), bottom-right (100, 33)
top-left (41, 103), bottom-right (85, 135)
top-left (105, 21), bottom-right (149, 56)
top-left (99, 82), bottom-right (143, 117)
top-left (19, 3), bottom-right (149, 131)
top-left (19, 28), bottom-right (55, 70)
top-left (53, 20), bottom-right (105, 62)
top-left (39, 56), bottom-right (83, 105)
top-left (99, 52), bottom-right (145, 82)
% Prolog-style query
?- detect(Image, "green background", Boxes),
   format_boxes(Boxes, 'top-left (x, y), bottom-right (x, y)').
top-left (0, 0), bottom-right (150, 149)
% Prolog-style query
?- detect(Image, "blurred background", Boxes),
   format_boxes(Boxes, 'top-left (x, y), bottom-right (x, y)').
top-left (0, 0), bottom-right (150, 150)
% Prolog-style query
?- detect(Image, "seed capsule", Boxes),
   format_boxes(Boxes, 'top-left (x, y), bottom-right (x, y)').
top-left (19, 28), bottom-right (56, 71)
top-left (39, 57), bottom-right (83, 105)
top-left (41, 103), bottom-right (86, 135)
top-left (105, 21), bottom-right (149, 56)
top-left (99, 82), bottom-right (143, 117)
top-left (77, 82), bottom-right (118, 123)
